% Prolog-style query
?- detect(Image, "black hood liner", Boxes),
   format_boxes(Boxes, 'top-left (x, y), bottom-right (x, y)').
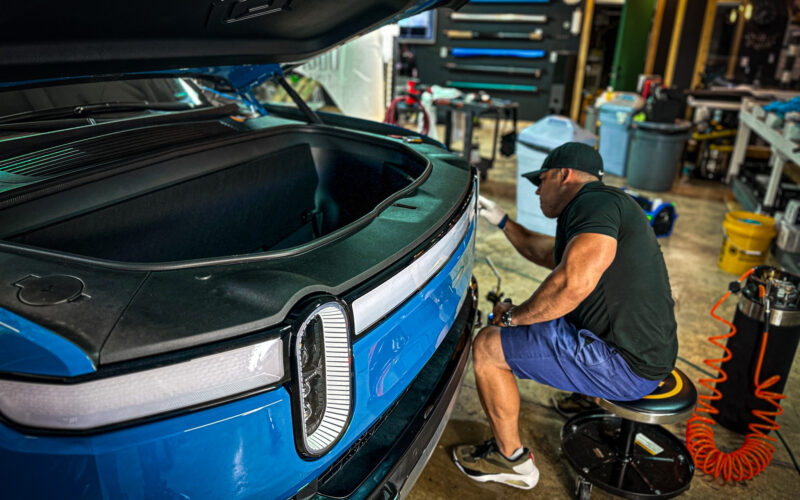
top-left (0, 0), bottom-right (467, 84)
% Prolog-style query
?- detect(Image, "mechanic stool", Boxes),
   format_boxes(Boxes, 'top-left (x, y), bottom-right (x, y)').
top-left (560, 369), bottom-right (697, 500)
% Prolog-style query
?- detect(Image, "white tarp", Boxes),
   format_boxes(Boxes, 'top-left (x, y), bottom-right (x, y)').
top-left (297, 28), bottom-right (390, 122)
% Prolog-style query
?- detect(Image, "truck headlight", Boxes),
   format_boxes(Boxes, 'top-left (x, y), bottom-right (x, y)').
top-left (293, 301), bottom-right (352, 457)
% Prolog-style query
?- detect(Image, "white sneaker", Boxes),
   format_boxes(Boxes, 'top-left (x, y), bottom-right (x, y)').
top-left (452, 438), bottom-right (540, 490)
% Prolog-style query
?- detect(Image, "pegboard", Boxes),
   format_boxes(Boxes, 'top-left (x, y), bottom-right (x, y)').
top-left (410, 0), bottom-right (585, 121)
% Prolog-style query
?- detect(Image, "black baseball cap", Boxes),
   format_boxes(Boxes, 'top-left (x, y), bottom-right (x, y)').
top-left (522, 142), bottom-right (604, 187)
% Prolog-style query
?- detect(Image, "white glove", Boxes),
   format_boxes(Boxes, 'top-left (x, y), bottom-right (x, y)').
top-left (478, 195), bottom-right (507, 227)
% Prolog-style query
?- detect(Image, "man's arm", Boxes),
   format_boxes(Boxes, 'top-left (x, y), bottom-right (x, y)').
top-left (478, 195), bottom-right (556, 269)
top-left (503, 218), bottom-right (556, 270)
top-left (499, 232), bottom-right (617, 326)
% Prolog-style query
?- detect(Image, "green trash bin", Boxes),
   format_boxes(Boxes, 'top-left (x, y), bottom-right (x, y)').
top-left (625, 120), bottom-right (691, 191)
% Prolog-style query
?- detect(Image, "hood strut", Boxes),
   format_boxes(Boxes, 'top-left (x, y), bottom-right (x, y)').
top-left (276, 75), bottom-right (322, 125)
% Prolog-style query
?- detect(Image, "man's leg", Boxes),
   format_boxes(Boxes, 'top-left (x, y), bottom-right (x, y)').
top-left (453, 318), bottom-right (658, 489)
top-left (451, 322), bottom-right (540, 489)
top-left (472, 325), bottom-right (522, 458)
top-left (452, 326), bottom-right (539, 490)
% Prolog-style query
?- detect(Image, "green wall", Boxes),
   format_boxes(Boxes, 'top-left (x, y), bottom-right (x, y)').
top-left (610, 0), bottom-right (658, 91)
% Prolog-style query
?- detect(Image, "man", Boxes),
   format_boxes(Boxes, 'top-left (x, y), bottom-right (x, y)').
top-left (452, 142), bottom-right (677, 490)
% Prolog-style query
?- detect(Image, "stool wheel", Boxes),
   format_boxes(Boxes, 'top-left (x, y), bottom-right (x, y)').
top-left (576, 477), bottom-right (592, 500)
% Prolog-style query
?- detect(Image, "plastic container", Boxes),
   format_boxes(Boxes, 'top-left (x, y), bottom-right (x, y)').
top-left (516, 115), bottom-right (596, 236)
top-left (718, 211), bottom-right (777, 274)
top-left (777, 220), bottom-right (800, 252)
top-left (625, 120), bottom-right (691, 191)
top-left (597, 92), bottom-right (643, 177)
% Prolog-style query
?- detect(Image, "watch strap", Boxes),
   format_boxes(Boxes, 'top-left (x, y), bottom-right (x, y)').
top-left (502, 307), bottom-right (513, 327)
top-left (498, 214), bottom-right (509, 230)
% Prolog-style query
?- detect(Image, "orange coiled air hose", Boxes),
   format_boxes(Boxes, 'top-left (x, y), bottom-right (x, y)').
top-left (685, 268), bottom-right (787, 481)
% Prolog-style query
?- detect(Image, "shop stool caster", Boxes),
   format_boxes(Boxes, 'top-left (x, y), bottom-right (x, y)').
top-left (560, 369), bottom-right (697, 499)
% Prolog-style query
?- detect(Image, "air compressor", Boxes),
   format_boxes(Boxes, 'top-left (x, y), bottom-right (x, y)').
top-left (712, 266), bottom-right (800, 433)
top-left (686, 265), bottom-right (800, 481)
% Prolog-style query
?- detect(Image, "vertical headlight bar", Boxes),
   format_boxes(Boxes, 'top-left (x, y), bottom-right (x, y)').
top-left (294, 301), bottom-right (352, 457)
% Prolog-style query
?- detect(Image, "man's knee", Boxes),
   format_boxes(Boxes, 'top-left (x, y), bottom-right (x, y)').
top-left (473, 325), bottom-right (507, 370)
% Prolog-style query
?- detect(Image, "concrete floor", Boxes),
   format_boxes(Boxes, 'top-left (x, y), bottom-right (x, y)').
top-left (407, 121), bottom-right (800, 499)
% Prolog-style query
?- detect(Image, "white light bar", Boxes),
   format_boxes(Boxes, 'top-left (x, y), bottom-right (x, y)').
top-left (352, 192), bottom-right (476, 334)
top-left (0, 338), bottom-right (284, 431)
top-left (297, 303), bottom-right (352, 454)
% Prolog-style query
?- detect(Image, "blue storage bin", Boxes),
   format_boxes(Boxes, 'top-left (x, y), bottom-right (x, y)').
top-left (516, 115), bottom-right (596, 236)
top-left (598, 93), bottom-right (643, 177)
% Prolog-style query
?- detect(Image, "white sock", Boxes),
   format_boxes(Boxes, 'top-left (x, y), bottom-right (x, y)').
top-left (505, 446), bottom-right (524, 461)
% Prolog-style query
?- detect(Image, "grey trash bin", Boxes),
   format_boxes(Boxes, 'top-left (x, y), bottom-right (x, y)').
top-left (626, 120), bottom-right (691, 191)
top-left (598, 93), bottom-right (643, 177)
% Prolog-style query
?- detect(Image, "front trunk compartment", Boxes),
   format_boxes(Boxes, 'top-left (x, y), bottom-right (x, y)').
top-left (0, 121), bottom-right (473, 365)
top-left (1, 126), bottom-right (428, 263)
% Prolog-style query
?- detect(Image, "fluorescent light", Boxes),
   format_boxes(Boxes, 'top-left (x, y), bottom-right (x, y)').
top-left (0, 338), bottom-right (283, 431)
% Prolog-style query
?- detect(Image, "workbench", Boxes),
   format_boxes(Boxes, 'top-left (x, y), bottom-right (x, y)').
top-left (727, 98), bottom-right (800, 213)
top-left (436, 97), bottom-right (518, 180)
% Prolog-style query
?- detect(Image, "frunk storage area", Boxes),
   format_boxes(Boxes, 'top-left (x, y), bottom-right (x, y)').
top-left (0, 126), bottom-right (427, 262)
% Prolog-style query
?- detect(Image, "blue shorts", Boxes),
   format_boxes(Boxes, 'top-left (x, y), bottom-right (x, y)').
top-left (500, 317), bottom-right (661, 401)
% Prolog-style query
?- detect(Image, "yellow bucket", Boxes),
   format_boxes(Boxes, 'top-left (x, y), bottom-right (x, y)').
top-left (718, 211), bottom-right (776, 274)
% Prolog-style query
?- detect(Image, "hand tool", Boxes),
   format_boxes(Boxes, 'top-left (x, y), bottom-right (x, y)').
top-left (450, 12), bottom-right (548, 23)
top-left (443, 29), bottom-right (543, 41)
top-left (446, 47), bottom-right (546, 59)
top-left (446, 81), bottom-right (538, 92)
top-left (445, 62), bottom-right (542, 77)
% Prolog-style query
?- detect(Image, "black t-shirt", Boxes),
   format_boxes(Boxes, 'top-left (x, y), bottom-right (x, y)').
top-left (554, 182), bottom-right (677, 380)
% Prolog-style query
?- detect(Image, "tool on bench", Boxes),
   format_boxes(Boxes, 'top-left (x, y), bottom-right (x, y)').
top-left (443, 29), bottom-right (543, 41)
top-left (445, 63), bottom-right (542, 77)
top-left (383, 80), bottom-right (431, 135)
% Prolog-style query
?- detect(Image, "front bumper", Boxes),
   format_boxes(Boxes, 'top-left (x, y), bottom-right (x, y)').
top-left (298, 278), bottom-right (477, 500)
top-left (0, 212), bottom-right (477, 500)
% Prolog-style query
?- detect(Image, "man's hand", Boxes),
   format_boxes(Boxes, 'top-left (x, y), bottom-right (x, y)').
top-left (491, 301), bottom-right (513, 326)
top-left (478, 195), bottom-right (507, 227)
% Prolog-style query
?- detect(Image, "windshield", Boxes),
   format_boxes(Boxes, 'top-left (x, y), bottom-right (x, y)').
top-left (0, 78), bottom-right (206, 118)
top-left (0, 78), bottom-right (218, 137)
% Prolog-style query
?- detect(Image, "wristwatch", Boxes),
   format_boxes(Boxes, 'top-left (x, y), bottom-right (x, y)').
top-left (501, 307), bottom-right (514, 327)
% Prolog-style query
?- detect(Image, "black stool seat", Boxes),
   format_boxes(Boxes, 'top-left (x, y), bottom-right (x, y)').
top-left (599, 369), bottom-right (697, 424)
top-left (560, 368), bottom-right (697, 499)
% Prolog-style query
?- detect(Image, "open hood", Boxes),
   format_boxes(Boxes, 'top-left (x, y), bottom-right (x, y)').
top-left (0, 0), bottom-right (466, 88)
